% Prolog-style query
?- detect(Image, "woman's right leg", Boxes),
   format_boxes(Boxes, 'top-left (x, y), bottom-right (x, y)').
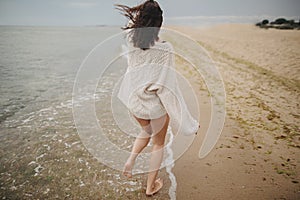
top-left (146, 114), bottom-right (169, 195)
top-left (123, 116), bottom-right (152, 178)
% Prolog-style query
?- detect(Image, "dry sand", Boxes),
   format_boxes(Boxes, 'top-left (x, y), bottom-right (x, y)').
top-left (170, 24), bottom-right (300, 200)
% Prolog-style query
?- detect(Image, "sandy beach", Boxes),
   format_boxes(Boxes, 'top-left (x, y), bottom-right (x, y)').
top-left (0, 24), bottom-right (299, 199)
top-left (170, 24), bottom-right (300, 200)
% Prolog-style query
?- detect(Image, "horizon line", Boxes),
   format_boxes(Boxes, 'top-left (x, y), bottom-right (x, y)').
top-left (1, 15), bottom-right (299, 27)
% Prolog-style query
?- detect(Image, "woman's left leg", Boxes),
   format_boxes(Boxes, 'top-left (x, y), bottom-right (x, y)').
top-left (123, 116), bottom-right (152, 178)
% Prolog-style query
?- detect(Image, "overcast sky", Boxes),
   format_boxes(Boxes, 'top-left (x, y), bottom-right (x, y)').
top-left (0, 0), bottom-right (299, 26)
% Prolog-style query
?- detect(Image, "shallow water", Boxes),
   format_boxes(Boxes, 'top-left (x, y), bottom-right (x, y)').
top-left (0, 26), bottom-right (176, 199)
top-left (0, 26), bottom-right (121, 126)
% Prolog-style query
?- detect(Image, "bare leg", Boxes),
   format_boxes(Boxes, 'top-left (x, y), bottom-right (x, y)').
top-left (123, 116), bottom-right (151, 178)
top-left (146, 114), bottom-right (169, 195)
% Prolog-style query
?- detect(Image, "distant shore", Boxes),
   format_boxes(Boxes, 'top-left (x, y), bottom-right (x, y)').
top-left (256, 18), bottom-right (300, 30)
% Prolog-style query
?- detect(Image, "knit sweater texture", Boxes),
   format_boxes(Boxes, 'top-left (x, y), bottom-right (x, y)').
top-left (118, 40), bottom-right (199, 135)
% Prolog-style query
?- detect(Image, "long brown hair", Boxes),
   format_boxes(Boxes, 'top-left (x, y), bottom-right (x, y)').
top-left (115, 0), bottom-right (163, 50)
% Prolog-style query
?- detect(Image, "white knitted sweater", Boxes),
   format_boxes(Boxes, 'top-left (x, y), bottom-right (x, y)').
top-left (118, 40), bottom-right (199, 135)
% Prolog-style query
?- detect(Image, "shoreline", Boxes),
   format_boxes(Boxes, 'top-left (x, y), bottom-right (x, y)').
top-left (0, 23), bottom-right (299, 199)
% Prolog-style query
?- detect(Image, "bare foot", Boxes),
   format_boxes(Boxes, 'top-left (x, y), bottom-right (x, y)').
top-left (146, 178), bottom-right (163, 196)
top-left (123, 161), bottom-right (133, 178)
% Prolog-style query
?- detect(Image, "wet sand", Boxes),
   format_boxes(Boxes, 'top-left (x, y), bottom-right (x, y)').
top-left (171, 24), bottom-right (300, 200)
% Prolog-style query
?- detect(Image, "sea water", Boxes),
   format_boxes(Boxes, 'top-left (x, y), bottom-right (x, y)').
top-left (0, 26), bottom-right (120, 126)
top-left (0, 25), bottom-right (177, 199)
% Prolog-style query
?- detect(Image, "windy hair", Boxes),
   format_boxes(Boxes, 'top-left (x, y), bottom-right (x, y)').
top-left (115, 0), bottom-right (163, 50)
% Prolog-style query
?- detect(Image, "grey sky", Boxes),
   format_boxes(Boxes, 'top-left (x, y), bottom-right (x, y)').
top-left (0, 0), bottom-right (299, 26)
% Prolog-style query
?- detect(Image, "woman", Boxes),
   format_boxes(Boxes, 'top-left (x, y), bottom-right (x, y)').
top-left (116, 0), bottom-right (199, 196)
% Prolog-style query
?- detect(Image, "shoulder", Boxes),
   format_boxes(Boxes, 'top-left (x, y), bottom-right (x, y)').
top-left (155, 40), bottom-right (174, 51)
